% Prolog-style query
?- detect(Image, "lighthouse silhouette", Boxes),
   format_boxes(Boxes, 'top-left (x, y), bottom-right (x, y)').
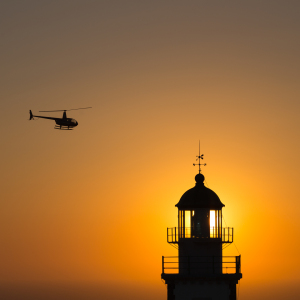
top-left (161, 151), bottom-right (242, 300)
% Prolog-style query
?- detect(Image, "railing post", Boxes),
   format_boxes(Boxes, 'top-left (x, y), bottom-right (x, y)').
top-left (175, 227), bottom-right (177, 243)
top-left (167, 228), bottom-right (168, 243)
top-left (235, 255), bottom-right (240, 274)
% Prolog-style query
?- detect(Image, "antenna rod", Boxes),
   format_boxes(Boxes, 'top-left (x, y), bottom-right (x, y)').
top-left (199, 140), bottom-right (200, 174)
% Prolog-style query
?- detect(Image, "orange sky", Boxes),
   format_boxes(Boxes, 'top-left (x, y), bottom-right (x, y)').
top-left (1, 1), bottom-right (300, 299)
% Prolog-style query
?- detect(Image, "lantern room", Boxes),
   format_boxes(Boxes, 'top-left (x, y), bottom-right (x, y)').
top-left (166, 173), bottom-right (233, 246)
top-left (176, 173), bottom-right (224, 239)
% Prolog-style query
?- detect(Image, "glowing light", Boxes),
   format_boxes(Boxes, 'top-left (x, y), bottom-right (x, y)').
top-left (185, 211), bottom-right (191, 237)
top-left (210, 210), bottom-right (215, 228)
top-left (185, 211), bottom-right (190, 227)
top-left (210, 210), bottom-right (216, 238)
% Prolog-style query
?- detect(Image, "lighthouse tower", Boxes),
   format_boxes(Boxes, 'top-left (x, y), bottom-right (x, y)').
top-left (161, 153), bottom-right (242, 300)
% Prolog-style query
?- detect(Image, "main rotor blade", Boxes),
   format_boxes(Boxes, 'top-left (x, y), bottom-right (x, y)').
top-left (39, 107), bottom-right (92, 112)
top-left (39, 110), bottom-right (66, 112)
top-left (67, 107), bottom-right (92, 111)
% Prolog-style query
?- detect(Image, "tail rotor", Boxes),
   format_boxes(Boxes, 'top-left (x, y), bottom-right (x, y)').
top-left (29, 110), bottom-right (34, 120)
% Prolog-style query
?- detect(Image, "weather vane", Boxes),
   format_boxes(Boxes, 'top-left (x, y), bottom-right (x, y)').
top-left (193, 141), bottom-right (206, 173)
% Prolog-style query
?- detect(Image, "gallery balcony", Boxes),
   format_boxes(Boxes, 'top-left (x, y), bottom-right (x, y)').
top-left (161, 255), bottom-right (242, 281)
top-left (167, 227), bottom-right (233, 244)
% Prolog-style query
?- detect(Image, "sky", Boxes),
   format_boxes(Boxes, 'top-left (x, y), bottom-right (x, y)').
top-left (1, 1), bottom-right (300, 299)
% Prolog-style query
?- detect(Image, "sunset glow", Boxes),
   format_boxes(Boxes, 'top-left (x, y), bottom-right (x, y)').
top-left (1, 1), bottom-right (300, 300)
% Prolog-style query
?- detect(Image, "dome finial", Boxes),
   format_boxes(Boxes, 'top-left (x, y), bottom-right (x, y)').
top-left (193, 140), bottom-right (206, 174)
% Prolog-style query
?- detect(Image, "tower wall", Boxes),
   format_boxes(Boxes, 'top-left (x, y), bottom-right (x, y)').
top-left (179, 240), bottom-right (222, 257)
top-left (174, 281), bottom-right (230, 300)
top-left (179, 240), bottom-right (222, 274)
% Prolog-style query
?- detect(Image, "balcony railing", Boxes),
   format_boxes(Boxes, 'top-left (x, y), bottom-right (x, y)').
top-left (167, 227), bottom-right (233, 244)
top-left (162, 255), bottom-right (241, 275)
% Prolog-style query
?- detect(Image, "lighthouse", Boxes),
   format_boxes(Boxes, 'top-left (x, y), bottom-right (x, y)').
top-left (161, 153), bottom-right (242, 300)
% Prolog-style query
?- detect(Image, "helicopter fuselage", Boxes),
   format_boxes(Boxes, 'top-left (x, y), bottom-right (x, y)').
top-left (55, 118), bottom-right (78, 127)
top-left (29, 110), bottom-right (79, 130)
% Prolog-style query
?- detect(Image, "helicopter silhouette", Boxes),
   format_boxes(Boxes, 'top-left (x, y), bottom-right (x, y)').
top-left (29, 107), bottom-right (92, 130)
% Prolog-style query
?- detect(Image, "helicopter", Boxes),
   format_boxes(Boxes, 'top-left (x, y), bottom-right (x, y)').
top-left (29, 107), bottom-right (92, 130)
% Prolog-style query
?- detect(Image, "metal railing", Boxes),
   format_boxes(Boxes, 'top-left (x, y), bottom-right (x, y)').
top-left (162, 255), bottom-right (241, 275)
top-left (167, 227), bottom-right (233, 243)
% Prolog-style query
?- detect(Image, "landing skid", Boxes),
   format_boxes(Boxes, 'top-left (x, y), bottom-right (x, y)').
top-left (54, 125), bottom-right (74, 130)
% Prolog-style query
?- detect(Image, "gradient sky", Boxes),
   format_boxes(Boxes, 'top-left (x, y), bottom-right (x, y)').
top-left (1, 1), bottom-right (300, 299)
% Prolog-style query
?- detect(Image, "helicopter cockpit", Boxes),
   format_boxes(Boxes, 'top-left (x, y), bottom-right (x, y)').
top-left (70, 119), bottom-right (78, 125)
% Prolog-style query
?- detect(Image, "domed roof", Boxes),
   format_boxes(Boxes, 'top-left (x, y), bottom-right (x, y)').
top-left (175, 174), bottom-right (225, 210)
